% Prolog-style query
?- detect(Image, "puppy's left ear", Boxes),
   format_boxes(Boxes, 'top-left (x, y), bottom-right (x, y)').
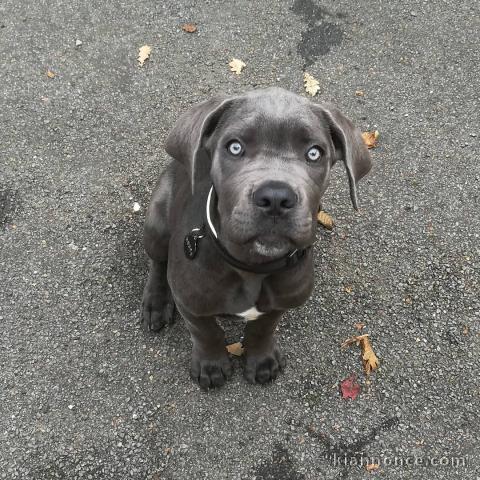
top-left (311, 103), bottom-right (372, 210)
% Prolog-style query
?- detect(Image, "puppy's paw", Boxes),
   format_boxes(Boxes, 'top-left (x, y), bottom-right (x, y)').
top-left (141, 288), bottom-right (175, 332)
top-left (243, 344), bottom-right (286, 384)
top-left (190, 351), bottom-right (233, 390)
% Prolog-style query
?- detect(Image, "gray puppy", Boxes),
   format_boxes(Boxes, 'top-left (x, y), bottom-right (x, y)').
top-left (142, 87), bottom-right (371, 389)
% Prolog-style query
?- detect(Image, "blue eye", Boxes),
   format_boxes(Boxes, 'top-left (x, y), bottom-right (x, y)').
top-left (227, 141), bottom-right (243, 156)
top-left (306, 146), bottom-right (322, 162)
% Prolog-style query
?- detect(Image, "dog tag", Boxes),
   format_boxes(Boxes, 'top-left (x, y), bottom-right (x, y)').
top-left (184, 233), bottom-right (199, 259)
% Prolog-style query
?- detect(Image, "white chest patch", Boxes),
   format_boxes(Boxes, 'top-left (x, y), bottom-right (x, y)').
top-left (237, 306), bottom-right (263, 321)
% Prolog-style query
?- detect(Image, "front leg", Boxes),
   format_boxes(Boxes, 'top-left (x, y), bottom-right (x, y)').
top-left (179, 309), bottom-right (233, 389)
top-left (142, 260), bottom-right (175, 331)
top-left (243, 310), bottom-right (286, 384)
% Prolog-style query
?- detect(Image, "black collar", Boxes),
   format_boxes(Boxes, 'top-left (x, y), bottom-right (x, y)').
top-left (203, 186), bottom-right (310, 275)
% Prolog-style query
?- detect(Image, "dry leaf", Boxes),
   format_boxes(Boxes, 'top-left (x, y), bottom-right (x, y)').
top-left (340, 374), bottom-right (360, 400)
top-left (341, 334), bottom-right (379, 376)
top-left (354, 322), bottom-right (365, 331)
top-left (355, 90), bottom-right (365, 96)
top-left (229, 58), bottom-right (246, 75)
top-left (361, 336), bottom-right (379, 374)
top-left (344, 285), bottom-right (353, 294)
top-left (226, 342), bottom-right (244, 356)
top-left (362, 130), bottom-right (379, 149)
top-left (317, 210), bottom-right (334, 230)
top-left (138, 45), bottom-right (152, 66)
top-left (46, 70), bottom-right (56, 79)
top-left (182, 23), bottom-right (197, 33)
top-left (366, 463), bottom-right (380, 472)
top-left (341, 334), bottom-right (367, 349)
top-left (304, 72), bottom-right (320, 96)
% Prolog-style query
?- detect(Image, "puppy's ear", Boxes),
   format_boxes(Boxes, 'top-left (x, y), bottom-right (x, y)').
top-left (311, 103), bottom-right (372, 210)
top-left (165, 96), bottom-right (234, 194)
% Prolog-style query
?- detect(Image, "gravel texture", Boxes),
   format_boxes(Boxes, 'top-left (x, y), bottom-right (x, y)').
top-left (1, 0), bottom-right (479, 479)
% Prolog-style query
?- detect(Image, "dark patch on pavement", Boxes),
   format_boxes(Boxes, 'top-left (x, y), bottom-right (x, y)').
top-left (291, 0), bottom-right (345, 67)
top-left (308, 416), bottom-right (400, 478)
top-left (0, 187), bottom-right (19, 229)
top-left (253, 443), bottom-right (305, 480)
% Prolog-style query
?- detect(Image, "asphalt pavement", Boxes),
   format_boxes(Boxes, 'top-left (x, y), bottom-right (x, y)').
top-left (1, 0), bottom-right (479, 478)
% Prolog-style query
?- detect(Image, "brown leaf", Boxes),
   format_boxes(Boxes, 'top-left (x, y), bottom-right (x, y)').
top-left (304, 72), bottom-right (320, 96)
top-left (46, 70), bottom-right (56, 79)
top-left (340, 374), bottom-right (360, 400)
top-left (341, 334), bottom-right (367, 349)
top-left (344, 285), bottom-right (353, 294)
top-left (229, 58), bottom-right (246, 75)
top-left (226, 342), bottom-right (244, 356)
top-left (138, 45), bottom-right (152, 66)
top-left (317, 210), bottom-right (334, 230)
top-left (361, 335), bottom-right (379, 375)
top-left (355, 90), bottom-right (365, 96)
top-left (354, 322), bottom-right (366, 331)
top-left (365, 463), bottom-right (380, 472)
top-left (361, 130), bottom-right (379, 149)
top-left (182, 23), bottom-right (197, 33)
top-left (341, 334), bottom-right (379, 376)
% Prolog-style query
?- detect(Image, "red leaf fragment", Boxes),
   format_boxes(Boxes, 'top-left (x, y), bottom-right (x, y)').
top-left (340, 374), bottom-right (360, 400)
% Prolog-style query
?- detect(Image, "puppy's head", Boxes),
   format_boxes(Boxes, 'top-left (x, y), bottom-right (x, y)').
top-left (166, 88), bottom-right (371, 264)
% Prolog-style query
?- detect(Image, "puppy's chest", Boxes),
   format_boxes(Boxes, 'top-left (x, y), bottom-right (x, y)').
top-left (220, 279), bottom-right (285, 321)
top-left (234, 305), bottom-right (264, 321)
top-left (221, 280), bottom-right (265, 320)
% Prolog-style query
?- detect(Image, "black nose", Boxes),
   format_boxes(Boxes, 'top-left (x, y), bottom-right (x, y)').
top-left (252, 181), bottom-right (297, 216)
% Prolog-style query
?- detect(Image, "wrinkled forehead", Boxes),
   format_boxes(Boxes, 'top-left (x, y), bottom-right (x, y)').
top-left (215, 95), bottom-right (330, 149)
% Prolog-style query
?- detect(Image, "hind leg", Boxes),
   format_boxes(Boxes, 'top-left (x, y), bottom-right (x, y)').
top-left (142, 166), bottom-right (175, 331)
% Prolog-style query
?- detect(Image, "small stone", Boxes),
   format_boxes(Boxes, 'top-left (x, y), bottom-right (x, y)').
top-left (68, 242), bottom-right (79, 251)
top-left (68, 404), bottom-right (74, 410)
top-left (410, 11), bottom-right (417, 17)
top-left (133, 202), bottom-right (141, 212)
top-left (75, 39), bottom-right (83, 47)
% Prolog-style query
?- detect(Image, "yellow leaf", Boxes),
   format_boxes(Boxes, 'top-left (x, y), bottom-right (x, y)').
top-left (46, 70), bottom-right (56, 79)
top-left (138, 45), bottom-right (152, 66)
top-left (341, 333), bottom-right (379, 376)
top-left (303, 72), bottom-right (320, 96)
top-left (366, 463), bottom-right (380, 472)
top-left (181, 23), bottom-right (197, 33)
top-left (229, 58), bottom-right (246, 75)
top-left (362, 130), bottom-right (380, 149)
top-left (317, 210), bottom-right (334, 230)
top-left (226, 342), bottom-right (244, 356)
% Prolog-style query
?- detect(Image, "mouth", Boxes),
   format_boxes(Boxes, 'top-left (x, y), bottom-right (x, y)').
top-left (251, 235), bottom-right (292, 259)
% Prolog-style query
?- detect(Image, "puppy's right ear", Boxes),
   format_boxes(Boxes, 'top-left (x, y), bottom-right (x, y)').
top-left (165, 96), bottom-right (234, 194)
